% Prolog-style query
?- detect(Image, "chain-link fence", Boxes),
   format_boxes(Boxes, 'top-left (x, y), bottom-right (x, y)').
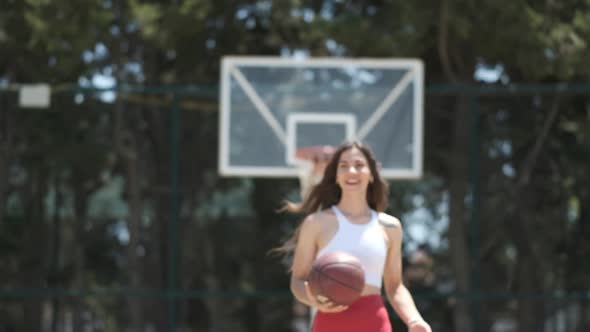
top-left (1, 84), bottom-right (589, 332)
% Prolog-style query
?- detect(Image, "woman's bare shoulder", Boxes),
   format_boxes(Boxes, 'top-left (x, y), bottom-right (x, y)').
top-left (377, 212), bottom-right (402, 229)
top-left (378, 213), bottom-right (402, 250)
top-left (306, 208), bottom-right (335, 221)
top-left (302, 208), bottom-right (336, 228)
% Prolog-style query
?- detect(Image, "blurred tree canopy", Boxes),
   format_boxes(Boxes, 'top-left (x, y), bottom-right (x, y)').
top-left (1, 1), bottom-right (590, 332)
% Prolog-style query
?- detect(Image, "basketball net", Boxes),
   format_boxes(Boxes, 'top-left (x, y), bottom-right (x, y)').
top-left (295, 145), bottom-right (336, 201)
top-left (293, 145), bottom-right (335, 332)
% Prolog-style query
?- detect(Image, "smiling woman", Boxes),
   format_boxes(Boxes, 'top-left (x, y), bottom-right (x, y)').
top-left (275, 141), bottom-right (432, 332)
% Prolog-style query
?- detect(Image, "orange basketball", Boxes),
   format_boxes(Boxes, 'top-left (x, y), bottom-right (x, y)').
top-left (307, 251), bottom-right (365, 306)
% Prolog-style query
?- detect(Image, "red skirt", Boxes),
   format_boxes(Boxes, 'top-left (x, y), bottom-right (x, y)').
top-left (312, 295), bottom-right (392, 332)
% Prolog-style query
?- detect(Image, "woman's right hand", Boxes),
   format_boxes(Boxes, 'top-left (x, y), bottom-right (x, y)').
top-left (304, 281), bottom-right (348, 313)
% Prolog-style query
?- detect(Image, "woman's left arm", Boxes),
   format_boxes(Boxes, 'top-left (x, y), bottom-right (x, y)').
top-left (382, 223), bottom-right (432, 332)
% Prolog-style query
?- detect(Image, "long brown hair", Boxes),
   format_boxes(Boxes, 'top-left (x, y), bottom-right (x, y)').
top-left (275, 141), bottom-right (389, 255)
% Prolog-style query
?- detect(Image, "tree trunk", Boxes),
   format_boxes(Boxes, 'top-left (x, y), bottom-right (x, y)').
top-left (202, 231), bottom-right (245, 332)
top-left (517, 250), bottom-right (545, 331)
top-left (505, 97), bottom-right (562, 332)
top-left (124, 138), bottom-right (144, 331)
top-left (0, 151), bottom-right (7, 220)
top-left (140, 108), bottom-right (170, 332)
top-left (49, 176), bottom-right (64, 332)
top-left (22, 167), bottom-right (49, 332)
top-left (448, 96), bottom-right (473, 332)
top-left (72, 181), bottom-right (89, 332)
top-left (152, 195), bottom-right (169, 332)
top-left (0, 92), bottom-right (13, 220)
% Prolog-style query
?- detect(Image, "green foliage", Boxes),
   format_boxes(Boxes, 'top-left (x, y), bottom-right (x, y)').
top-left (1, 0), bottom-right (113, 81)
top-left (1, 0), bottom-right (590, 331)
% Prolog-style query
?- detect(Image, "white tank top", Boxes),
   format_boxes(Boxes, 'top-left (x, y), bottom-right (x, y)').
top-left (316, 206), bottom-right (388, 288)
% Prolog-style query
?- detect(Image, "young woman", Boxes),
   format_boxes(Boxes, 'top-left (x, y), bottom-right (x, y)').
top-left (279, 141), bottom-right (432, 332)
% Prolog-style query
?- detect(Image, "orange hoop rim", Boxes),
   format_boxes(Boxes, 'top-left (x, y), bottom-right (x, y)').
top-left (295, 145), bottom-right (336, 162)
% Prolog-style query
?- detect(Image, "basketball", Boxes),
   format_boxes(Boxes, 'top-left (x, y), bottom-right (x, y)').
top-left (307, 251), bottom-right (365, 306)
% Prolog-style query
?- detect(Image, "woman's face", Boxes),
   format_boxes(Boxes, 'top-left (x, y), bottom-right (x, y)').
top-left (336, 147), bottom-right (373, 192)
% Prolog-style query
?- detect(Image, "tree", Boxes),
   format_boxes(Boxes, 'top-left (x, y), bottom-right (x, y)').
top-left (2, 1), bottom-right (590, 331)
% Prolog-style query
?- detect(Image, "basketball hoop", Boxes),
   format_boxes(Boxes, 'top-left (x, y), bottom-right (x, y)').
top-left (295, 145), bottom-right (336, 163)
top-left (295, 145), bottom-right (336, 200)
